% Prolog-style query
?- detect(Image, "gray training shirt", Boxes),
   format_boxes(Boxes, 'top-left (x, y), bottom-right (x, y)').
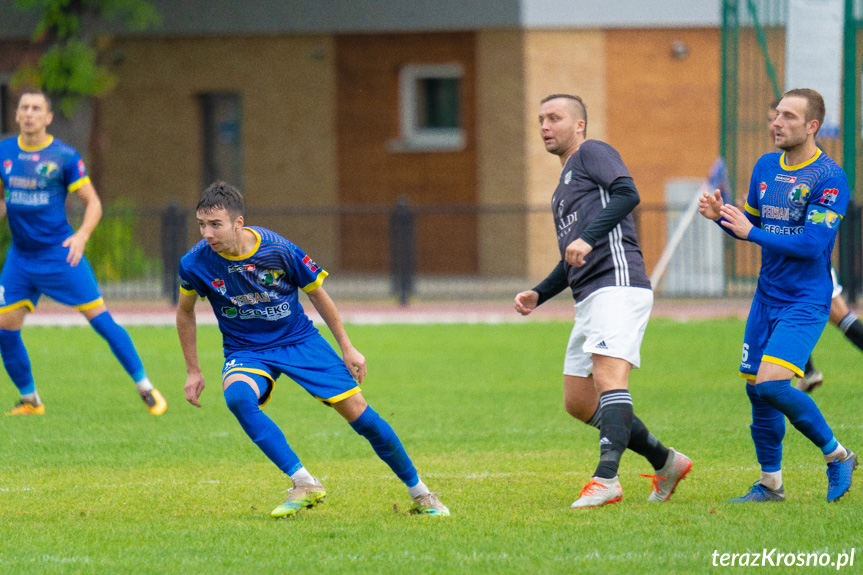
top-left (551, 139), bottom-right (651, 302)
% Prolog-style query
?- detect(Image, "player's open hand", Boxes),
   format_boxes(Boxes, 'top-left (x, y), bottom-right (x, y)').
top-left (698, 189), bottom-right (724, 221)
top-left (62, 232), bottom-right (88, 266)
top-left (343, 347), bottom-right (367, 384)
top-left (185, 372), bottom-right (206, 407)
top-left (719, 204), bottom-right (754, 239)
top-left (564, 238), bottom-right (592, 267)
top-left (514, 290), bottom-right (539, 316)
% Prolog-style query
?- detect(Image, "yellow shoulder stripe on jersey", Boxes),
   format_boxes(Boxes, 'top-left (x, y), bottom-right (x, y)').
top-left (780, 148), bottom-right (821, 171)
top-left (302, 270), bottom-right (329, 293)
top-left (744, 202), bottom-right (760, 217)
top-left (17, 135), bottom-right (53, 152)
top-left (220, 228), bottom-right (262, 260)
top-left (76, 298), bottom-right (105, 312)
top-left (68, 176), bottom-right (91, 193)
top-left (316, 386), bottom-right (361, 406)
top-left (762, 355), bottom-right (804, 378)
top-left (0, 300), bottom-right (35, 314)
top-left (738, 372), bottom-right (756, 381)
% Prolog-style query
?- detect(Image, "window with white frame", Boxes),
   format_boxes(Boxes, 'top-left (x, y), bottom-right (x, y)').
top-left (389, 63), bottom-right (465, 152)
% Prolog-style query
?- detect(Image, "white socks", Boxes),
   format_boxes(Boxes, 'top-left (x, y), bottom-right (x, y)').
top-left (290, 467), bottom-right (316, 486)
top-left (760, 470), bottom-right (782, 490)
top-left (135, 377), bottom-right (154, 393)
top-left (21, 391), bottom-right (41, 406)
top-left (824, 444), bottom-right (848, 464)
top-left (408, 479), bottom-right (430, 498)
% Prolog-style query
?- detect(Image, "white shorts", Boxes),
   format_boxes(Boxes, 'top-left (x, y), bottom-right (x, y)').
top-left (563, 286), bottom-right (653, 377)
top-left (831, 267), bottom-right (843, 299)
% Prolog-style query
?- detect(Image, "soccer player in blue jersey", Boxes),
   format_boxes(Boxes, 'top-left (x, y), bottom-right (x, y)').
top-left (700, 88), bottom-right (857, 502)
top-left (175, 181), bottom-right (448, 518)
top-left (0, 91), bottom-right (166, 416)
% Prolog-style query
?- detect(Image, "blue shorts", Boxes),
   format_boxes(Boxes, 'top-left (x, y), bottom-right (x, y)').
top-left (0, 244), bottom-right (103, 313)
top-left (739, 298), bottom-right (828, 379)
top-left (222, 333), bottom-right (360, 407)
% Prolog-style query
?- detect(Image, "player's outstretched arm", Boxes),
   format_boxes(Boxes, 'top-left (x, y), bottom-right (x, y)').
top-left (307, 286), bottom-right (367, 384)
top-left (176, 292), bottom-right (206, 407)
top-left (63, 182), bottom-right (102, 266)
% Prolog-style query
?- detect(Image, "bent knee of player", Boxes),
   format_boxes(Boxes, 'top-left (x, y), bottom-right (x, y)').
top-left (332, 392), bottom-right (368, 422)
top-left (222, 373), bottom-right (262, 398)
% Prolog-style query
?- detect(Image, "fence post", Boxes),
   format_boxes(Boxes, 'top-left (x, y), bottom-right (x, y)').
top-left (390, 196), bottom-right (415, 306)
top-left (161, 203), bottom-right (187, 305)
top-left (839, 200), bottom-right (862, 304)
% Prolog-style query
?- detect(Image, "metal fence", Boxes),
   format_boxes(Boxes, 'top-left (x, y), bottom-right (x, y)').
top-left (2, 198), bottom-right (858, 305)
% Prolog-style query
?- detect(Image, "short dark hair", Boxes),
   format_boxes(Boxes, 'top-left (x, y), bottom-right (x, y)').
top-left (541, 94), bottom-right (588, 136)
top-left (197, 181), bottom-right (245, 219)
top-left (18, 90), bottom-right (52, 112)
top-left (768, 97), bottom-right (782, 112)
top-left (782, 88), bottom-right (825, 133)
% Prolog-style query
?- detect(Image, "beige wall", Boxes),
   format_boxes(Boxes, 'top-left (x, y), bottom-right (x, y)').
top-left (100, 35), bottom-right (339, 264)
top-left (476, 30), bottom-right (527, 276)
top-left (523, 29), bottom-right (607, 280)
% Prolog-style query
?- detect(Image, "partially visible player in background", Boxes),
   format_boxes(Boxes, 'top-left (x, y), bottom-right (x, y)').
top-left (176, 182), bottom-right (448, 518)
top-left (701, 88), bottom-right (856, 502)
top-left (514, 94), bottom-right (691, 509)
top-left (766, 98), bottom-right (863, 393)
top-left (0, 90), bottom-right (166, 416)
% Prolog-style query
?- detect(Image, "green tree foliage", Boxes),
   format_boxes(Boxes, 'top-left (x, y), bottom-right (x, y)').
top-left (12, 0), bottom-right (160, 117)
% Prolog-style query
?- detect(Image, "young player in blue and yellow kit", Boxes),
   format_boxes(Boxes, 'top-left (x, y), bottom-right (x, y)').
top-left (176, 181), bottom-right (448, 518)
top-left (0, 91), bottom-right (166, 416)
top-left (700, 88), bottom-right (856, 502)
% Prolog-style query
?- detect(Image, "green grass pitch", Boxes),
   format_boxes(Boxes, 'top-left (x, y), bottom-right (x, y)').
top-left (0, 318), bottom-right (860, 573)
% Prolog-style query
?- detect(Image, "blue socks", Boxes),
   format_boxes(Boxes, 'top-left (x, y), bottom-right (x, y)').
top-left (89, 311), bottom-right (146, 382)
top-left (0, 329), bottom-right (35, 395)
top-left (224, 381), bottom-right (303, 475)
top-left (349, 406), bottom-right (419, 488)
top-left (756, 379), bottom-right (836, 452)
top-left (745, 383), bottom-right (784, 472)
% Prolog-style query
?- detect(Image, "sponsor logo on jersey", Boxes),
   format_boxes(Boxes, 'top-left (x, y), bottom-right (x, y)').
top-left (557, 199), bottom-right (565, 219)
top-left (789, 208), bottom-right (803, 221)
top-left (230, 291), bottom-right (273, 307)
top-left (807, 208), bottom-right (838, 227)
top-left (211, 278), bottom-right (227, 295)
top-left (2, 160), bottom-right (10, 175)
top-left (820, 188), bottom-right (838, 206)
top-left (35, 161), bottom-right (59, 178)
top-left (302, 255), bottom-right (319, 273)
top-left (788, 184), bottom-right (810, 206)
top-left (564, 170), bottom-right (572, 184)
top-left (237, 302), bottom-right (291, 321)
top-left (77, 160), bottom-right (86, 177)
top-left (257, 269), bottom-right (284, 287)
top-left (762, 224), bottom-right (803, 235)
top-left (595, 340), bottom-right (608, 350)
top-left (228, 263), bottom-right (256, 273)
top-left (8, 190), bottom-right (49, 206)
top-left (761, 205), bottom-right (790, 221)
top-left (775, 174), bottom-right (796, 183)
top-left (556, 212), bottom-right (578, 239)
top-left (8, 176), bottom-right (38, 189)
top-left (0, 286), bottom-right (5, 306)
top-left (221, 306), bottom-right (238, 318)
top-left (759, 182), bottom-right (767, 199)
top-left (18, 153), bottom-right (39, 161)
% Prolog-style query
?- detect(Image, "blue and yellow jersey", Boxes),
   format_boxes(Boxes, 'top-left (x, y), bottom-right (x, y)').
top-left (742, 149), bottom-right (849, 306)
top-left (178, 227), bottom-right (327, 353)
top-left (0, 135), bottom-right (91, 252)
